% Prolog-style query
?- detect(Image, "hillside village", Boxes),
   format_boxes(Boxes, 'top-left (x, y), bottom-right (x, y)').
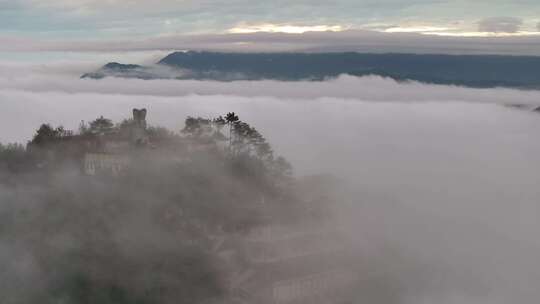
top-left (0, 108), bottom-right (357, 304)
top-left (27, 108), bottom-right (195, 176)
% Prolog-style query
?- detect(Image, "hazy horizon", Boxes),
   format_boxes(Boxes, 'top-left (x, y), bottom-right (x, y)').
top-left (2, 1), bottom-right (540, 304)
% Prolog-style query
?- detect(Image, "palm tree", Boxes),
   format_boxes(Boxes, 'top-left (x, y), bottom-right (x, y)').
top-left (225, 112), bottom-right (239, 151)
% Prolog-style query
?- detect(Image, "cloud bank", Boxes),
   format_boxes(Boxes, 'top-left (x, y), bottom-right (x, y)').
top-left (5, 29), bottom-right (540, 55)
top-left (2, 59), bottom-right (540, 303)
top-left (478, 17), bottom-right (523, 33)
top-left (3, 58), bottom-right (540, 106)
top-left (4, 0), bottom-right (540, 41)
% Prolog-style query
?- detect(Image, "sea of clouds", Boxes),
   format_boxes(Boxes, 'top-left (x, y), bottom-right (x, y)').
top-left (1, 52), bottom-right (540, 303)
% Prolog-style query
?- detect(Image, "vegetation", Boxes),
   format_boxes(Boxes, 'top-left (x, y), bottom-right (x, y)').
top-left (31, 124), bottom-right (70, 145)
top-left (0, 143), bottom-right (29, 174)
top-left (0, 112), bottom-right (328, 304)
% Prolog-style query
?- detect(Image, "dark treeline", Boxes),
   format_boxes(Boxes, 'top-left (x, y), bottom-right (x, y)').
top-left (0, 112), bottom-right (336, 304)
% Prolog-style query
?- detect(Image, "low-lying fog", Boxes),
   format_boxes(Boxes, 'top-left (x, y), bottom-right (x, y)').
top-left (1, 55), bottom-right (540, 303)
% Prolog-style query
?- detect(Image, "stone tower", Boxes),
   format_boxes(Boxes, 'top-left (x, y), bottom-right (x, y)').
top-left (132, 108), bottom-right (148, 145)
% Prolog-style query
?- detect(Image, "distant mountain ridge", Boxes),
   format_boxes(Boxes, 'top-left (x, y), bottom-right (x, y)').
top-left (82, 62), bottom-right (148, 79)
top-left (82, 51), bottom-right (540, 89)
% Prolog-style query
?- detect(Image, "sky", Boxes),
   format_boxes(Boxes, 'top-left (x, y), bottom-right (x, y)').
top-left (2, 0), bottom-right (540, 55)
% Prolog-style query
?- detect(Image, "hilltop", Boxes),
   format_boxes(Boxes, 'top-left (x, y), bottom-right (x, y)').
top-left (0, 109), bottom-right (353, 304)
top-left (83, 51), bottom-right (540, 89)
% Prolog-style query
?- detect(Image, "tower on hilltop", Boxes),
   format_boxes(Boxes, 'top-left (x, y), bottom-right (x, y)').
top-left (132, 108), bottom-right (148, 145)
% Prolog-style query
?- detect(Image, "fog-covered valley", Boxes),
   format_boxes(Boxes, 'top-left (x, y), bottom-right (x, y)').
top-left (1, 54), bottom-right (540, 303)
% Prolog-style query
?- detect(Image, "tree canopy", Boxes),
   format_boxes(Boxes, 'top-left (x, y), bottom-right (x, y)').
top-left (0, 111), bottom-right (341, 304)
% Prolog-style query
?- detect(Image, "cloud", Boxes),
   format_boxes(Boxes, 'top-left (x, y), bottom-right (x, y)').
top-left (3, 59), bottom-right (540, 106)
top-left (383, 26), bottom-right (453, 33)
top-left (227, 23), bottom-right (346, 34)
top-left (0, 0), bottom-right (21, 9)
top-left (478, 17), bottom-right (523, 33)
top-left (5, 29), bottom-right (540, 55)
top-left (2, 59), bottom-right (540, 303)
top-left (4, 0), bottom-right (540, 39)
top-left (1, 59), bottom-right (540, 152)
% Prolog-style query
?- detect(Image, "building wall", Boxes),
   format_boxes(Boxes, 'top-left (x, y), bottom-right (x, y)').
top-left (84, 153), bottom-right (129, 176)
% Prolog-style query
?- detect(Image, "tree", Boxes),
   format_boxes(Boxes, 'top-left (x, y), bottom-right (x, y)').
top-left (273, 156), bottom-right (293, 178)
top-left (182, 117), bottom-right (213, 138)
top-left (231, 122), bottom-right (249, 154)
top-left (225, 112), bottom-right (239, 124)
top-left (147, 126), bottom-right (175, 141)
top-left (0, 143), bottom-right (28, 172)
top-left (79, 120), bottom-right (89, 135)
top-left (114, 118), bottom-right (136, 138)
top-left (213, 116), bottom-right (226, 128)
top-left (255, 141), bottom-right (273, 160)
top-left (225, 112), bottom-right (239, 149)
top-left (89, 116), bottom-right (114, 135)
top-left (212, 116), bottom-right (227, 141)
top-left (31, 124), bottom-right (61, 145)
top-left (246, 127), bottom-right (264, 155)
